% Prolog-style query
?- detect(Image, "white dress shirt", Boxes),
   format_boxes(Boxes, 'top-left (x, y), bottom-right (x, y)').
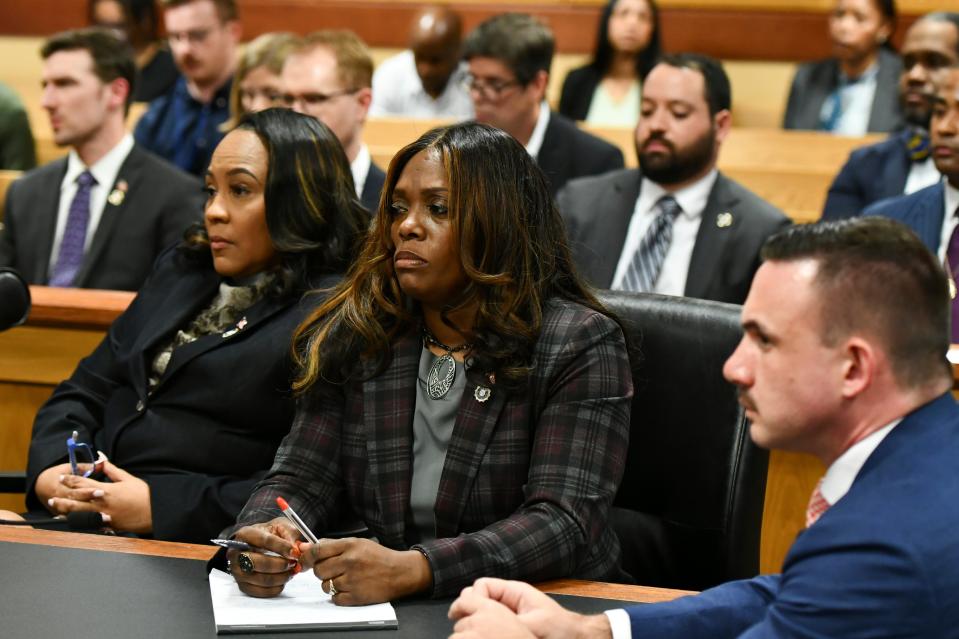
top-left (937, 179), bottom-right (959, 264)
top-left (821, 63), bottom-right (879, 136)
top-left (49, 134), bottom-right (135, 273)
top-left (611, 170), bottom-right (718, 295)
top-left (605, 418), bottom-right (901, 639)
top-left (904, 157), bottom-right (940, 196)
top-left (369, 50), bottom-right (473, 119)
top-left (524, 102), bottom-right (551, 161)
top-left (351, 143), bottom-right (372, 200)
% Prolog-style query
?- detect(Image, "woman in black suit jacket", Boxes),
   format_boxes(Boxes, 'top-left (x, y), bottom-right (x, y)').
top-left (783, 0), bottom-right (902, 134)
top-left (559, 0), bottom-right (661, 125)
top-left (24, 109), bottom-right (367, 543)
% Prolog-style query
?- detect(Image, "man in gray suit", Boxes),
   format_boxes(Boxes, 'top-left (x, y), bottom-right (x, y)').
top-left (557, 53), bottom-right (790, 304)
top-left (0, 29), bottom-right (203, 291)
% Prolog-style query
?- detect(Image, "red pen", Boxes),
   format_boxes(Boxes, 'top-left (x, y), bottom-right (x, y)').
top-left (276, 496), bottom-right (320, 544)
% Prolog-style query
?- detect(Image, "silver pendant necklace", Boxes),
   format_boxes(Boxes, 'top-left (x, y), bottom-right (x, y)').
top-left (423, 326), bottom-right (472, 399)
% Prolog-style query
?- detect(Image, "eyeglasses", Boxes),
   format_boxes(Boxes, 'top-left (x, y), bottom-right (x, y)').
top-left (66, 430), bottom-right (99, 477)
top-left (279, 88), bottom-right (358, 109)
top-left (462, 73), bottom-right (521, 101)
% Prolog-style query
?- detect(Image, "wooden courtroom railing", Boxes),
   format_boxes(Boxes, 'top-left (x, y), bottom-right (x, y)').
top-left (0, 286), bottom-right (133, 513)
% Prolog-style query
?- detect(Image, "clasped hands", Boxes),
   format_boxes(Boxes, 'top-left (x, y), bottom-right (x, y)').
top-left (228, 517), bottom-right (432, 606)
top-left (35, 458), bottom-right (152, 534)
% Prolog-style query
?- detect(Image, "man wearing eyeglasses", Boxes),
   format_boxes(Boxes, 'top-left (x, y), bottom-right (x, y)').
top-left (462, 13), bottom-right (624, 197)
top-left (280, 30), bottom-right (384, 213)
top-left (134, 0), bottom-right (240, 176)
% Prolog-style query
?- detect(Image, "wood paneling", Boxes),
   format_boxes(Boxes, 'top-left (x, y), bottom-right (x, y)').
top-left (0, 0), bottom-right (927, 60)
top-left (760, 450), bottom-right (825, 573)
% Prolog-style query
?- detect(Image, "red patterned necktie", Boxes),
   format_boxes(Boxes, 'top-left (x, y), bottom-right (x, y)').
top-left (805, 478), bottom-right (830, 528)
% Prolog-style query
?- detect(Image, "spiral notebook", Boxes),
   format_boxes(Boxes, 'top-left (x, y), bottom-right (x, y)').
top-left (208, 569), bottom-right (398, 634)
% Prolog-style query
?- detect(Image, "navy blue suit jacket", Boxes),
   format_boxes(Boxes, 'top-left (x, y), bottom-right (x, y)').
top-left (863, 181), bottom-right (945, 254)
top-left (822, 129), bottom-right (912, 220)
top-left (624, 392), bottom-right (959, 638)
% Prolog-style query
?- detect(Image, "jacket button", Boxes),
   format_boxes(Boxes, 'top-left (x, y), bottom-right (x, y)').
top-left (136, 400), bottom-right (145, 412)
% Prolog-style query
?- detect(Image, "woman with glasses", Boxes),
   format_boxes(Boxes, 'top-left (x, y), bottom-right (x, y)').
top-left (226, 122), bottom-right (632, 605)
top-left (223, 32), bottom-right (297, 130)
top-left (23, 109), bottom-right (366, 543)
top-left (559, 0), bottom-right (661, 126)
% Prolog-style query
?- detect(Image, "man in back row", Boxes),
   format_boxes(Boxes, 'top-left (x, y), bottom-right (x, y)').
top-left (462, 13), bottom-right (624, 197)
top-left (0, 29), bottom-right (202, 291)
top-left (558, 54), bottom-right (789, 304)
top-left (449, 217), bottom-right (959, 638)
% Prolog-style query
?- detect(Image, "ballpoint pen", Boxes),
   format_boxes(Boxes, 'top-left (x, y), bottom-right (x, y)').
top-left (276, 496), bottom-right (319, 543)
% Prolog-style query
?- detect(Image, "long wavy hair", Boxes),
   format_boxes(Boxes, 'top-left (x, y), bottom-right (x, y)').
top-left (293, 122), bottom-right (608, 392)
top-left (591, 0), bottom-right (661, 80)
top-left (183, 108), bottom-right (367, 296)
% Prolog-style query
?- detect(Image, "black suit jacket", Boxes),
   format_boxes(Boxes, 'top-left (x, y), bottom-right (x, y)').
top-left (558, 65), bottom-right (603, 122)
top-left (822, 128), bottom-right (914, 220)
top-left (557, 168), bottom-right (791, 304)
top-left (361, 161), bottom-right (386, 213)
top-left (25, 248), bottom-right (331, 542)
top-left (0, 144), bottom-right (203, 290)
top-left (783, 48), bottom-right (903, 133)
top-left (537, 112), bottom-right (624, 197)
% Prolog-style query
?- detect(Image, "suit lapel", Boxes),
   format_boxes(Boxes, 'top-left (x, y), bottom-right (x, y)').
top-left (75, 147), bottom-right (141, 287)
top-left (32, 161), bottom-right (67, 283)
top-left (594, 172), bottom-right (641, 287)
top-left (363, 329), bottom-right (419, 546)
top-left (685, 174), bottom-right (737, 299)
top-left (868, 50), bottom-right (902, 132)
top-left (537, 117), bottom-right (570, 193)
top-left (920, 183), bottom-right (947, 255)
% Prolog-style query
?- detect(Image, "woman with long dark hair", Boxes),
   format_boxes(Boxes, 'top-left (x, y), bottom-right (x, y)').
top-left (226, 122), bottom-right (632, 604)
top-left (25, 109), bottom-right (366, 542)
top-left (559, 0), bottom-right (661, 126)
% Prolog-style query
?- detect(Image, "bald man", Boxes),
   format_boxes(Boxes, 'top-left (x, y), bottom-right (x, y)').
top-left (370, 5), bottom-right (472, 118)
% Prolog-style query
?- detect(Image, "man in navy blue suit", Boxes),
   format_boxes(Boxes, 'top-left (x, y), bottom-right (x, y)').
top-left (823, 12), bottom-right (959, 220)
top-left (448, 217), bottom-right (959, 639)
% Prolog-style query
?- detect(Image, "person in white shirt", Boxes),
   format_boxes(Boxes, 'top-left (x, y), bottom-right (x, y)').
top-left (280, 30), bottom-right (384, 212)
top-left (557, 53), bottom-right (789, 304)
top-left (370, 6), bottom-right (472, 119)
top-left (447, 216), bottom-right (959, 639)
top-left (0, 28), bottom-right (202, 290)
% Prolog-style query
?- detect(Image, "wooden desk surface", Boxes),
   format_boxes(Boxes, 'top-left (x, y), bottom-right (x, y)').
top-left (0, 526), bottom-right (693, 604)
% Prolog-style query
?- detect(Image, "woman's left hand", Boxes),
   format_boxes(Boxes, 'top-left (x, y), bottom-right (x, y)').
top-left (298, 537), bottom-right (433, 606)
top-left (47, 461), bottom-right (152, 534)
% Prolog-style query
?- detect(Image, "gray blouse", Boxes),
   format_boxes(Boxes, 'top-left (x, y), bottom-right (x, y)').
top-left (409, 347), bottom-right (467, 541)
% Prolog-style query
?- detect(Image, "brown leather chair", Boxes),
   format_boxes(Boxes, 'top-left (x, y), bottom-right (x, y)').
top-left (598, 290), bottom-right (768, 591)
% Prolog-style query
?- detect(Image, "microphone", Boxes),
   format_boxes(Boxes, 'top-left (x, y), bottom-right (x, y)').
top-left (0, 267), bottom-right (30, 331)
top-left (0, 511), bottom-right (107, 530)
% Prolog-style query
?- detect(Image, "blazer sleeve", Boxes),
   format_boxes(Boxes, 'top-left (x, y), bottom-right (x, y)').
top-left (157, 174), bottom-right (205, 252)
top-left (414, 310), bottom-right (632, 596)
top-left (822, 152), bottom-right (868, 220)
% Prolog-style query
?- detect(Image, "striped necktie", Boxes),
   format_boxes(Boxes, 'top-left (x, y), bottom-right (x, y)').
top-left (805, 478), bottom-right (830, 528)
top-left (49, 170), bottom-right (97, 287)
top-left (944, 206), bottom-right (959, 343)
top-left (620, 195), bottom-right (682, 293)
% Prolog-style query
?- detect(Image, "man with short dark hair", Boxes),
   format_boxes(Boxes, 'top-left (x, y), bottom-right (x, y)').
top-left (448, 217), bottom-right (959, 639)
top-left (0, 28), bottom-right (202, 290)
top-left (823, 12), bottom-right (959, 219)
top-left (557, 54), bottom-right (789, 304)
top-left (370, 5), bottom-right (472, 119)
top-left (462, 13), bottom-right (624, 196)
top-left (281, 30), bottom-right (384, 212)
top-left (134, 0), bottom-right (239, 176)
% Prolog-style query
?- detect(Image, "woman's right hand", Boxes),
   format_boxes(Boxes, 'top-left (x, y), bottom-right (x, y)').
top-left (228, 517), bottom-right (303, 598)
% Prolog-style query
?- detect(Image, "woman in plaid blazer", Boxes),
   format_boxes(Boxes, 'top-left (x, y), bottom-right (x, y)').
top-left (227, 122), bottom-right (633, 604)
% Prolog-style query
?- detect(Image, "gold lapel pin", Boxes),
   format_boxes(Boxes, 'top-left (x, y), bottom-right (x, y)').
top-left (716, 212), bottom-right (733, 228)
top-left (107, 179), bottom-right (129, 206)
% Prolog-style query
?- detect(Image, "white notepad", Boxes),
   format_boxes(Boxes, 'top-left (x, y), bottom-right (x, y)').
top-left (208, 568), bottom-right (398, 634)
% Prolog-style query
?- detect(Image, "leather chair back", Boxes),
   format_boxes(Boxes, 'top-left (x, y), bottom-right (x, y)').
top-left (598, 290), bottom-right (768, 590)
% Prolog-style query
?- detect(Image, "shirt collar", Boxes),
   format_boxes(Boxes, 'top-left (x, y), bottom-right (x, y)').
top-left (351, 143), bottom-right (372, 200)
top-left (65, 134), bottom-right (135, 190)
top-left (525, 102), bottom-right (550, 160)
top-left (819, 419), bottom-right (900, 505)
top-left (639, 169), bottom-right (718, 219)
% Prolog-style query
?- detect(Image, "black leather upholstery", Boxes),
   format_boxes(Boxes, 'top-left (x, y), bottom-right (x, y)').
top-left (597, 290), bottom-right (768, 591)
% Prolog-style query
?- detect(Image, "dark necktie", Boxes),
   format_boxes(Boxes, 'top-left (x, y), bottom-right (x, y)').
top-left (945, 207), bottom-right (959, 343)
top-left (620, 195), bottom-right (682, 293)
top-left (49, 170), bottom-right (96, 287)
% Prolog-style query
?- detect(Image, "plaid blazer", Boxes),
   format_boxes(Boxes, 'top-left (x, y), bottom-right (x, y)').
top-left (234, 298), bottom-right (633, 596)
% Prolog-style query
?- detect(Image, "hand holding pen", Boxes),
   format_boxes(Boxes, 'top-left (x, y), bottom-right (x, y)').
top-left (227, 515), bottom-right (304, 598)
